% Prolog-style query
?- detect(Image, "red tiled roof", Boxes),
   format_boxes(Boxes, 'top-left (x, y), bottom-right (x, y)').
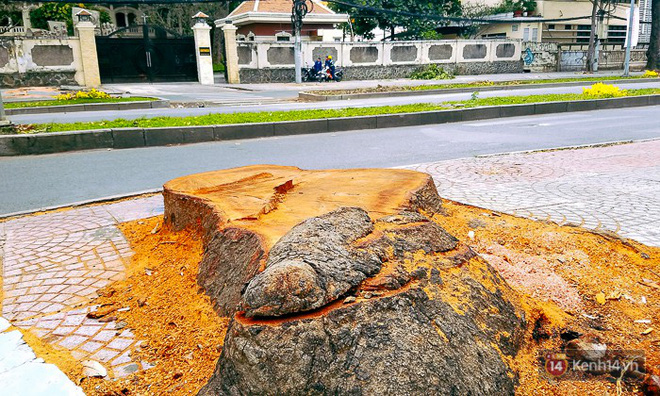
top-left (228, 0), bottom-right (335, 17)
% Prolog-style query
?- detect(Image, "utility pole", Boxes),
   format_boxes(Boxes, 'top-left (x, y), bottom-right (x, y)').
top-left (623, 0), bottom-right (636, 76)
top-left (291, 0), bottom-right (309, 84)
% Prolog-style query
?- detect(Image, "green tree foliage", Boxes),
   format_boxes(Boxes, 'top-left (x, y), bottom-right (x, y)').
top-left (139, 1), bottom-right (240, 34)
top-left (330, 0), bottom-right (462, 40)
top-left (29, 3), bottom-right (76, 34)
top-left (0, 3), bottom-right (21, 28)
top-left (28, 3), bottom-right (109, 35)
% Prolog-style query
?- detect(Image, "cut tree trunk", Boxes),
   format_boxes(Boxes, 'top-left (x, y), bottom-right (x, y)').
top-left (162, 166), bottom-right (528, 395)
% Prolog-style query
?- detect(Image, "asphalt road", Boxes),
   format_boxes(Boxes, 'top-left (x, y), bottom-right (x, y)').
top-left (11, 81), bottom-right (660, 125)
top-left (1, 106), bottom-right (659, 216)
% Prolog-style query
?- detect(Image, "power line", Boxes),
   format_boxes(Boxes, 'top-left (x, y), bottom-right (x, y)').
top-left (327, 0), bottom-right (629, 25)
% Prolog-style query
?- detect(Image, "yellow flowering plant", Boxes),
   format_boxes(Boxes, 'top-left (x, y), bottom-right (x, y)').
top-left (582, 83), bottom-right (628, 98)
top-left (56, 89), bottom-right (112, 101)
top-left (643, 70), bottom-right (659, 77)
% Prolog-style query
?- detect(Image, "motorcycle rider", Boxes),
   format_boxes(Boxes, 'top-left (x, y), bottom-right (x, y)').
top-left (313, 57), bottom-right (323, 74)
top-left (324, 55), bottom-right (335, 80)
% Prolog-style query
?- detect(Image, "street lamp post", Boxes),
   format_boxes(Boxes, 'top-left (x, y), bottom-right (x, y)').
top-left (623, 0), bottom-right (636, 76)
top-left (291, 0), bottom-right (309, 84)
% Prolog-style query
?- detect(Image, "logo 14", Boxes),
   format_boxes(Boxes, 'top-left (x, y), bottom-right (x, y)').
top-left (545, 353), bottom-right (569, 377)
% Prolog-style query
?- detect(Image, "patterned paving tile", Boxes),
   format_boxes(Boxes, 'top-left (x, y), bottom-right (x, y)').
top-left (404, 140), bottom-right (660, 246)
top-left (0, 195), bottom-right (164, 378)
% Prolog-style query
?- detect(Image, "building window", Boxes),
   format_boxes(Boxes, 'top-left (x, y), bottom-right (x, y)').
top-left (565, 24), bottom-right (572, 30)
top-left (275, 31), bottom-right (291, 41)
top-left (607, 25), bottom-right (626, 43)
top-left (483, 33), bottom-right (506, 38)
top-left (115, 9), bottom-right (138, 27)
top-left (512, 24), bottom-right (519, 32)
top-left (548, 24), bottom-right (555, 30)
top-left (523, 27), bottom-right (530, 41)
top-left (532, 28), bottom-right (538, 41)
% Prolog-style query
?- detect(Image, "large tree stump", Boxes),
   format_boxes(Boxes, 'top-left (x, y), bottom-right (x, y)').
top-left (163, 165), bottom-right (526, 395)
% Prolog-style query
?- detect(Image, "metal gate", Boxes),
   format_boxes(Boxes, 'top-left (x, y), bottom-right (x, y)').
top-left (96, 24), bottom-right (197, 83)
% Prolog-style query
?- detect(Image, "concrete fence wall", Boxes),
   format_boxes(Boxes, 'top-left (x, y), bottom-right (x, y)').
top-left (0, 37), bottom-right (84, 87)
top-left (523, 41), bottom-right (648, 72)
top-left (237, 39), bottom-right (524, 83)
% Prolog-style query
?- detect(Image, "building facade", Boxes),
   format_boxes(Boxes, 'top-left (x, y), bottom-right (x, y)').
top-left (466, 0), bottom-right (648, 45)
top-left (215, 0), bottom-right (349, 42)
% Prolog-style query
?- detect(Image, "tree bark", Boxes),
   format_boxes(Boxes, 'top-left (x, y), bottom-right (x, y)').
top-left (586, 0), bottom-right (600, 72)
top-left (648, 0), bottom-right (660, 69)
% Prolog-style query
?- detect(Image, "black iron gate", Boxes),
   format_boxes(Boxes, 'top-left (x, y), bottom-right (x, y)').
top-left (96, 24), bottom-right (197, 83)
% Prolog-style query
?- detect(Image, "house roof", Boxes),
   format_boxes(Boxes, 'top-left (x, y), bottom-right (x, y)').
top-left (217, 0), bottom-right (349, 27)
top-left (228, 0), bottom-right (335, 17)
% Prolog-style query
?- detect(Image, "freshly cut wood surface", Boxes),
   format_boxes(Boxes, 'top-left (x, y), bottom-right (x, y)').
top-left (164, 165), bottom-right (442, 248)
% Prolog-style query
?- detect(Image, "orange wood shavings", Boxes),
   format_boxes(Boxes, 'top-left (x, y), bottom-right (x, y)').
top-left (78, 217), bottom-right (229, 396)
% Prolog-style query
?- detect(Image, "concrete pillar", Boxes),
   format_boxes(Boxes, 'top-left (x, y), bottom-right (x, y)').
top-left (21, 7), bottom-right (32, 29)
top-left (75, 21), bottom-right (101, 88)
top-left (222, 23), bottom-right (240, 84)
top-left (192, 21), bottom-right (214, 85)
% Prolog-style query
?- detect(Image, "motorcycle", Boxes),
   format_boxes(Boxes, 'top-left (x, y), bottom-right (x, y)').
top-left (301, 65), bottom-right (343, 82)
top-left (302, 67), bottom-right (324, 82)
top-left (324, 66), bottom-right (343, 82)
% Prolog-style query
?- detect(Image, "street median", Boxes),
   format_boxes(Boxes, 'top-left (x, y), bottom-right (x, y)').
top-left (5, 99), bottom-right (169, 116)
top-left (298, 78), bottom-right (659, 101)
top-left (2, 94), bottom-right (659, 156)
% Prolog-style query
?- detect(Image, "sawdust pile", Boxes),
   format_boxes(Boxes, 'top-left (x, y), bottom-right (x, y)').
top-left (435, 201), bottom-right (660, 395)
top-left (79, 217), bottom-right (229, 395)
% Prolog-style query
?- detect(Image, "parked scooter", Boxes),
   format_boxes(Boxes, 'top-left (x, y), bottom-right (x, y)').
top-left (323, 66), bottom-right (343, 82)
top-left (302, 66), bottom-right (323, 82)
top-left (301, 65), bottom-right (343, 82)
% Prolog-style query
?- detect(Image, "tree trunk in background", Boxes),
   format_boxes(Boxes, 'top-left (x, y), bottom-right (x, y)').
top-left (586, 0), bottom-right (599, 72)
top-left (648, 0), bottom-right (660, 69)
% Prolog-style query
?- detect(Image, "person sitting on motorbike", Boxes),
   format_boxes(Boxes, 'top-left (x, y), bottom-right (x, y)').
top-left (324, 55), bottom-right (335, 80)
top-left (313, 57), bottom-right (323, 74)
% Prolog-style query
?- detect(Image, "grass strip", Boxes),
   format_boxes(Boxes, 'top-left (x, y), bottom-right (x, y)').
top-left (5, 97), bottom-right (157, 109)
top-left (20, 88), bottom-right (660, 134)
top-left (312, 75), bottom-right (657, 96)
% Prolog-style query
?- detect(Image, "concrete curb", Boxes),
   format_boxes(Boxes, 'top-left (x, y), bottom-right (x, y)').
top-left (474, 136), bottom-right (660, 158)
top-left (298, 78), bottom-right (660, 101)
top-left (1, 94), bottom-right (659, 156)
top-left (0, 189), bottom-right (162, 220)
top-left (5, 99), bottom-right (169, 115)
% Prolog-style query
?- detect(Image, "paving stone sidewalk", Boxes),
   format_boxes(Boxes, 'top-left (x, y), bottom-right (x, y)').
top-left (0, 196), bottom-right (164, 379)
top-left (405, 140), bottom-right (660, 247)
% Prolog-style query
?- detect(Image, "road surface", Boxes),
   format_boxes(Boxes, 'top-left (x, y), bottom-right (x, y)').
top-left (1, 106), bottom-right (659, 215)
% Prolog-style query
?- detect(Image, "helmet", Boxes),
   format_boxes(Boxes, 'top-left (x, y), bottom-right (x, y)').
top-left (328, 55), bottom-right (332, 59)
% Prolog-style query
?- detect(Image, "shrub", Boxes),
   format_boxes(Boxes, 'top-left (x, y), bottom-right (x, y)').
top-left (56, 89), bottom-right (112, 101)
top-left (643, 70), bottom-right (659, 77)
top-left (582, 83), bottom-right (627, 98)
top-left (410, 64), bottom-right (454, 80)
